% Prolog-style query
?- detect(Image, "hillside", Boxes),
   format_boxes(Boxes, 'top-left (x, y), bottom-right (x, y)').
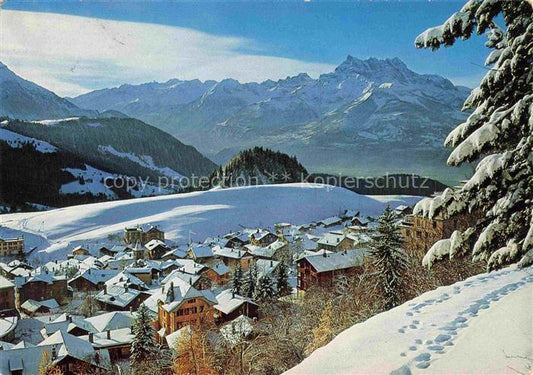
top-left (0, 62), bottom-right (96, 120)
top-left (71, 56), bottom-right (473, 184)
top-left (284, 265), bottom-right (533, 375)
top-left (0, 127), bottom-right (171, 211)
top-left (3, 117), bottom-right (216, 180)
top-left (0, 184), bottom-right (421, 260)
top-left (210, 147), bottom-right (308, 187)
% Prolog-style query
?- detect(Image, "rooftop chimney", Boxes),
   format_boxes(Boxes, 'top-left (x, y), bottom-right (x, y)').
top-left (103, 285), bottom-right (107, 295)
top-left (88, 332), bottom-right (94, 343)
top-left (106, 330), bottom-right (111, 339)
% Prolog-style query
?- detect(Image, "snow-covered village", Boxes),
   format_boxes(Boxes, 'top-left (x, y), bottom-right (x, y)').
top-left (0, 1), bottom-right (531, 374)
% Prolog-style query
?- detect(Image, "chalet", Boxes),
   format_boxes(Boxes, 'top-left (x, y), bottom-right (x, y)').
top-left (68, 268), bottom-right (120, 292)
top-left (124, 224), bottom-right (164, 245)
top-left (205, 261), bottom-right (232, 286)
top-left (0, 275), bottom-right (16, 315)
top-left (161, 269), bottom-right (203, 290)
top-left (0, 236), bottom-right (24, 257)
top-left (187, 244), bottom-right (215, 263)
top-left (15, 270), bottom-right (70, 307)
top-left (83, 327), bottom-right (134, 363)
top-left (346, 225), bottom-right (371, 234)
top-left (247, 240), bottom-right (290, 262)
top-left (104, 252), bottom-right (135, 270)
top-left (162, 247), bottom-right (188, 261)
top-left (394, 205), bottom-right (413, 217)
top-left (249, 230), bottom-right (278, 247)
top-left (0, 331), bottom-right (112, 375)
top-left (95, 284), bottom-right (149, 311)
top-left (0, 260), bottom-right (33, 279)
top-left (20, 299), bottom-right (60, 316)
top-left (72, 245), bottom-right (90, 257)
top-left (297, 249), bottom-right (367, 293)
top-left (214, 246), bottom-right (253, 271)
top-left (214, 290), bottom-right (259, 324)
top-left (99, 245), bottom-right (131, 257)
top-left (400, 211), bottom-right (480, 257)
top-left (145, 239), bottom-right (169, 260)
top-left (41, 313), bottom-right (97, 338)
top-left (161, 260), bottom-right (185, 275)
top-left (156, 278), bottom-right (217, 335)
top-left (124, 266), bottom-right (154, 285)
top-left (223, 233), bottom-right (249, 248)
top-left (105, 271), bottom-right (148, 291)
top-left (318, 216), bottom-right (342, 228)
top-left (317, 231), bottom-right (355, 252)
top-left (351, 217), bottom-right (370, 227)
top-left (340, 209), bottom-right (359, 220)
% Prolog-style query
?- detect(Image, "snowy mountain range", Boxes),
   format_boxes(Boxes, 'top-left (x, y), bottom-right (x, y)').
top-left (71, 56), bottom-right (473, 184)
top-left (0, 62), bottom-right (216, 183)
top-left (0, 62), bottom-right (96, 120)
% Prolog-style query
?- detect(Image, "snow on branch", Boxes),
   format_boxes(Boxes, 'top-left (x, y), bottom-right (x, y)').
top-left (422, 238), bottom-right (451, 269)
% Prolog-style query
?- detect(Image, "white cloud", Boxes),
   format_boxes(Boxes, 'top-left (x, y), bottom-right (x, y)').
top-left (0, 10), bottom-right (335, 97)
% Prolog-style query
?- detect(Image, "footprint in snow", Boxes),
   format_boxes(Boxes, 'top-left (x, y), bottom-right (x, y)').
top-left (414, 353), bottom-right (431, 362)
top-left (416, 362), bottom-right (430, 369)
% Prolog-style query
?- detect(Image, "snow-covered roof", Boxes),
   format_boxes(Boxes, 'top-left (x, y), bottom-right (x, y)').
top-left (214, 290), bottom-right (257, 315)
top-left (43, 314), bottom-right (97, 336)
top-left (69, 268), bottom-right (120, 286)
top-left (214, 246), bottom-right (248, 259)
top-left (156, 277), bottom-right (217, 313)
top-left (145, 239), bottom-right (167, 251)
top-left (0, 275), bottom-right (14, 288)
top-left (161, 269), bottom-right (201, 286)
top-left (245, 244), bottom-right (277, 259)
top-left (163, 247), bottom-right (188, 259)
top-left (319, 216), bottom-right (342, 226)
top-left (189, 244), bottom-right (214, 258)
top-left (302, 249), bottom-right (367, 273)
top-left (210, 261), bottom-right (231, 276)
top-left (79, 327), bottom-right (134, 348)
top-left (250, 230), bottom-right (275, 241)
top-left (96, 285), bottom-right (145, 308)
top-left (15, 270), bottom-right (65, 287)
top-left (317, 231), bottom-right (348, 246)
top-left (85, 311), bottom-right (133, 332)
top-left (39, 330), bottom-right (109, 369)
top-left (105, 271), bottom-right (147, 289)
top-left (21, 299), bottom-right (59, 313)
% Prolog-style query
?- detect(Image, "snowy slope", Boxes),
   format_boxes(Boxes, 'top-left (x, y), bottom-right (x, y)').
top-left (284, 265), bottom-right (533, 375)
top-left (0, 184), bottom-right (420, 260)
top-left (0, 128), bottom-right (57, 153)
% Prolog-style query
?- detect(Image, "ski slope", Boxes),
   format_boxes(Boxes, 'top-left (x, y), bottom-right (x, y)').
top-left (284, 265), bottom-right (533, 375)
top-left (0, 183), bottom-right (420, 260)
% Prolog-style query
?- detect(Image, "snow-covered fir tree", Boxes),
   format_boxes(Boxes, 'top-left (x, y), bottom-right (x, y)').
top-left (130, 304), bottom-right (157, 372)
top-left (276, 261), bottom-right (291, 296)
top-left (232, 263), bottom-right (244, 295)
top-left (255, 275), bottom-right (276, 302)
top-left (414, 0), bottom-right (532, 270)
top-left (370, 205), bottom-right (408, 308)
top-left (244, 261), bottom-right (258, 299)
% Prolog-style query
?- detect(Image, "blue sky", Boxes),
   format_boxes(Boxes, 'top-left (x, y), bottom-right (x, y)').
top-left (2, 0), bottom-right (490, 96)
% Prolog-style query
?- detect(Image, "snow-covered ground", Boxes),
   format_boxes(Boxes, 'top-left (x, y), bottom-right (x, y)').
top-left (98, 145), bottom-right (183, 180)
top-left (284, 265), bottom-right (533, 375)
top-left (0, 128), bottom-right (57, 153)
top-left (0, 183), bottom-right (420, 261)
